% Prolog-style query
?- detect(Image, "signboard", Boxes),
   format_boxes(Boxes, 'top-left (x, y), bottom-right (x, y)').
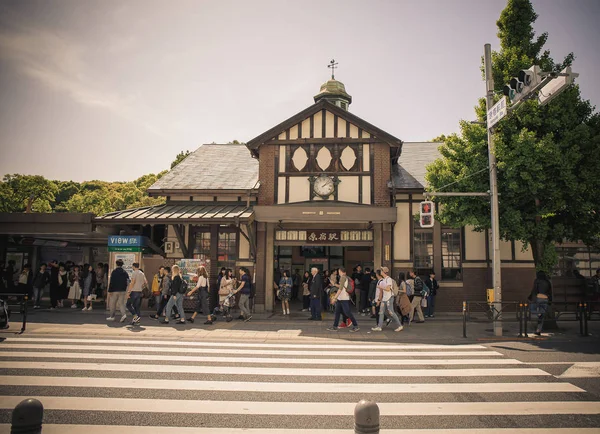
top-left (114, 252), bottom-right (137, 278)
top-left (178, 259), bottom-right (210, 286)
top-left (108, 236), bottom-right (143, 252)
top-left (487, 96), bottom-right (507, 129)
top-left (306, 230), bottom-right (341, 244)
top-left (108, 236), bottom-right (142, 247)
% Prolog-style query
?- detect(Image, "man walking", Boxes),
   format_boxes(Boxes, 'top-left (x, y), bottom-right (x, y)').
top-left (371, 267), bottom-right (403, 332)
top-left (309, 267), bottom-right (323, 321)
top-left (408, 270), bottom-right (426, 324)
top-left (234, 267), bottom-right (252, 322)
top-left (424, 271), bottom-right (439, 318)
top-left (126, 263), bottom-right (147, 325)
top-left (360, 267), bottom-right (371, 315)
top-left (32, 263), bottom-right (49, 309)
top-left (48, 260), bottom-right (60, 310)
top-left (150, 266), bottom-right (171, 320)
top-left (327, 267), bottom-right (359, 332)
top-left (106, 259), bottom-right (129, 323)
top-left (351, 265), bottom-right (364, 314)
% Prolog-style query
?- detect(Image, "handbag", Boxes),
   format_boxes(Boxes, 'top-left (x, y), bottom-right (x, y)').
top-left (87, 294), bottom-right (97, 301)
top-left (421, 297), bottom-right (428, 308)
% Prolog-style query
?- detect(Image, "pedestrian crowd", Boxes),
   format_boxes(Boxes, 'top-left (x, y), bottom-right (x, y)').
top-left (281, 265), bottom-right (439, 333)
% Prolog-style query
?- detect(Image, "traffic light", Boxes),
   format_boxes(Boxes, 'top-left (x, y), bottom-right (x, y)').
top-left (419, 201), bottom-right (434, 228)
top-left (503, 66), bottom-right (542, 104)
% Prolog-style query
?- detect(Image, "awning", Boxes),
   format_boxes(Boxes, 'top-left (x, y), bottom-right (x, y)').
top-left (94, 204), bottom-right (254, 225)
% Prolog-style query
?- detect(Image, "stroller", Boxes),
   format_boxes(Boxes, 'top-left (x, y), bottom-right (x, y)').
top-left (210, 291), bottom-right (236, 322)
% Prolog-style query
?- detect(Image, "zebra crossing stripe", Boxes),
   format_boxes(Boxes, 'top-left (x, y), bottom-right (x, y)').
top-left (4, 337), bottom-right (487, 350)
top-left (0, 396), bottom-right (599, 415)
top-left (0, 376), bottom-right (585, 393)
top-left (0, 343), bottom-right (502, 357)
top-left (0, 351), bottom-right (523, 365)
top-left (0, 361), bottom-right (550, 377)
top-left (0, 425), bottom-right (597, 434)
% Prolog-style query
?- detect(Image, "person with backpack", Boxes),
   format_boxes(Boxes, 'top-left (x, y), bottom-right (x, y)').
top-left (368, 270), bottom-right (378, 319)
top-left (160, 265), bottom-right (186, 325)
top-left (371, 267), bottom-right (403, 332)
top-left (151, 266), bottom-right (164, 311)
top-left (234, 267), bottom-right (252, 322)
top-left (351, 265), bottom-right (364, 314)
top-left (528, 271), bottom-right (553, 336)
top-left (150, 266), bottom-right (171, 320)
top-left (408, 270), bottom-right (427, 323)
top-left (327, 267), bottom-right (359, 332)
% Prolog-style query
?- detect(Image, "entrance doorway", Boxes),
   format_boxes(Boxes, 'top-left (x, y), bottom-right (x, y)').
top-left (273, 245), bottom-right (374, 313)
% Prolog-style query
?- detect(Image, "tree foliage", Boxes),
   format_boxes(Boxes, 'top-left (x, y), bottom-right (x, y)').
top-left (426, 0), bottom-right (600, 273)
top-left (171, 150), bottom-right (191, 169)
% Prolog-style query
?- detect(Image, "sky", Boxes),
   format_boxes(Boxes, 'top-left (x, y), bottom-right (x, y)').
top-left (0, 0), bottom-right (599, 183)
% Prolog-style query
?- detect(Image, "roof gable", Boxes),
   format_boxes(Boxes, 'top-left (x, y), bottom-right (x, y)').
top-left (245, 100), bottom-right (402, 156)
top-left (391, 142), bottom-right (442, 190)
top-left (148, 144), bottom-right (258, 194)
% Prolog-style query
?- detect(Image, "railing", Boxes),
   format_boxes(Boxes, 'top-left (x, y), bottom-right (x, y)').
top-left (0, 292), bottom-right (28, 334)
top-left (462, 299), bottom-right (599, 338)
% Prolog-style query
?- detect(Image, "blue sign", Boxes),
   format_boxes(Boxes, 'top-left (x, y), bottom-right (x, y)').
top-left (108, 235), bottom-right (142, 247)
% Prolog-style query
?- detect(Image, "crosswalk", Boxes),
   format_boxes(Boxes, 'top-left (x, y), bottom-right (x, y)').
top-left (0, 334), bottom-right (599, 432)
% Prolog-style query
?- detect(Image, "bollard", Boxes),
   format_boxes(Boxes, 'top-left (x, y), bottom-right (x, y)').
top-left (354, 399), bottom-right (379, 434)
top-left (11, 398), bottom-right (43, 434)
top-left (583, 303), bottom-right (589, 337)
top-left (518, 304), bottom-right (523, 338)
top-left (579, 303), bottom-right (584, 336)
top-left (523, 303), bottom-right (529, 338)
top-left (462, 301), bottom-right (467, 338)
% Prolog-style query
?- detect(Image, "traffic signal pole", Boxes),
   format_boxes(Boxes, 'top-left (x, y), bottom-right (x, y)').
top-left (484, 43), bottom-right (503, 337)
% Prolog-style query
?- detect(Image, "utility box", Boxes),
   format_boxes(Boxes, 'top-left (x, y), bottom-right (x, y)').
top-left (487, 288), bottom-right (495, 304)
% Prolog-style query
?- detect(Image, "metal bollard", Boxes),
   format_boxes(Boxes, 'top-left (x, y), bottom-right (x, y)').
top-left (583, 303), bottom-right (589, 337)
top-left (11, 398), bottom-right (43, 434)
top-left (462, 301), bottom-right (467, 338)
top-left (579, 303), bottom-right (584, 336)
top-left (523, 303), bottom-right (529, 337)
top-left (354, 399), bottom-right (379, 434)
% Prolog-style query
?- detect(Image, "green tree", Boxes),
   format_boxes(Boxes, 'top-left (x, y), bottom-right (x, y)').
top-left (0, 174), bottom-right (58, 213)
top-left (53, 180), bottom-right (81, 212)
top-left (171, 150), bottom-right (191, 169)
top-left (426, 0), bottom-right (600, 273)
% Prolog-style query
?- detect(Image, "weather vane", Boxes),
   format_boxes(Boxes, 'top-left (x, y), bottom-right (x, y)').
top-left (328, 59), bottom-right (338, 80)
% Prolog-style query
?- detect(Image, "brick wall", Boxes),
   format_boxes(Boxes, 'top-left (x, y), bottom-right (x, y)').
top-left (372, 143), bottom-right (391, 207)
top-left (435, 266), bottom-right (535, 312)
top-left (258, 145), bottom-right (276, 206)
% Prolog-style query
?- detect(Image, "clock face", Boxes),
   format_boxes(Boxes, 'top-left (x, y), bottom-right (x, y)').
top-left (314, 175), bottom-right (334, 198)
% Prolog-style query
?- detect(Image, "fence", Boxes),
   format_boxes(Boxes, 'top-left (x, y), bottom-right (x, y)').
top-left (462, 299), bottom-right (599, 338)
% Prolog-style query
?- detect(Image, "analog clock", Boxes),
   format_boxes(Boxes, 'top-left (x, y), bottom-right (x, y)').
top-left (313, 175), bottom-right (335, 198)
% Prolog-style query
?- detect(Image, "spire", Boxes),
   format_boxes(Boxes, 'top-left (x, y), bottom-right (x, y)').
top-left (314, 59), bottom-right (352, 110)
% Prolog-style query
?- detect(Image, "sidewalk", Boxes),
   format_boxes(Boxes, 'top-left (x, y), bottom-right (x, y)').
top-left (2, 304), bottom-right (598, 344)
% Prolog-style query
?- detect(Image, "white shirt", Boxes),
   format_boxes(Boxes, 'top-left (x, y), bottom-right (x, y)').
top-left (381, 276), bottom-right (393, 302)
top-left (130, 269), bottom-right (146, 292)
top-left (195, 275), bottom-right (208, 289)
top-left (337, 277), bottom-right (350, 301)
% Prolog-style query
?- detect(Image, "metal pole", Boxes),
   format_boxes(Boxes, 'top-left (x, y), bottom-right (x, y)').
top-left (484, 43), bottom-right (503, 337)
top-left (463, 301), bottom-right (467, 338)
top-left (579, 303), bottom-right (584, 336)
top-left (518, 304), bottom-right (523, 338)
top-left (584, 303), bottom-right (589, 337)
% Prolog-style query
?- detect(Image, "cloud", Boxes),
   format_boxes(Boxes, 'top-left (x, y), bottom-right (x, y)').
top-left (0, 14), bottom-right (165, 138)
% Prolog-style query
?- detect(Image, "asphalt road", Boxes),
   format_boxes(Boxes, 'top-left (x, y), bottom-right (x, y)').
top-left (0, 308), bottom-right (599, 432)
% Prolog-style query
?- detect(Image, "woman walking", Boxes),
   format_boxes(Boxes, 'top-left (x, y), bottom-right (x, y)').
top-left (57, 263), bottom-right (68, 308)
top-left (396, 272), bottom-right (412, 325)
top-left (81, 264), bottom-right (96, 311)
top-left (372, 267), bottom-right (403, 332)
top-left (187, 265), bottom-right (212, 325)
top-left (529, 271), bottom-right (553, 336)
top-left (215, 268), bottom-right (235, 322)
top-left (160, 265), bottom-right (186, 325)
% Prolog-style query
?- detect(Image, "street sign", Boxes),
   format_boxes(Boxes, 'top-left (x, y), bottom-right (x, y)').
top-left (487, 96), bottom-right (507, 129)
top-left (108, 235), bottom-right (142, 247)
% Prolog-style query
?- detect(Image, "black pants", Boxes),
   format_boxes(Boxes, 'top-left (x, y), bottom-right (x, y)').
top-left (50, 286), bottom-right (60, 308)
top-left (302, 295), bottom-right (310, 309)
top-left (359, 290), bottom-right (369, 311)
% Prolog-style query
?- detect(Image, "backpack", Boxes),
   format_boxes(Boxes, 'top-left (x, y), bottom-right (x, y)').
top-left (180, 278), bottom-right (189, 294)
top-left (151, 274), bottom-right (161, 296)
top-left (347, 278), bottom-right (355, 295)
top-left (420, 279), bottom-right (431, 297)
top-left (391, 279), bottom-right (399, 296)
top-left (405, 280), bottom-right (413, 297)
